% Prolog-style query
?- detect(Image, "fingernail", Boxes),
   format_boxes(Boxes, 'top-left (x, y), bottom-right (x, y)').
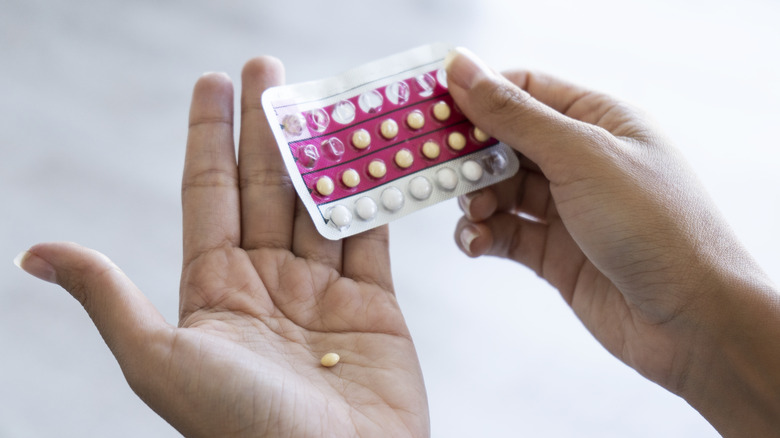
top-left (445, 47), bottom-right (495, 90)
top-left (458, 191), bottom-right (481, 213)
top-left (201, 71), bottom-right (229, 78)
top-left (460, 226), bottom-right (480, 254)
top-left (14, 250), bottom-right (57, 284)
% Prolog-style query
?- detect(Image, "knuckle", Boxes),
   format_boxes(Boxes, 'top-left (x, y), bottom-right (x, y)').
top-left (482, 81), bottom-right (531, 116)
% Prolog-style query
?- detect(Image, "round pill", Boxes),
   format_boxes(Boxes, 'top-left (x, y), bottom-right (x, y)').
top-left (315, 176), bottom-right (335, 196)
top-left (329, 205), bottom-right (352, 230)
top-left (321, 352), bottom-right (340, 367)
top-left (351, 129), bottom-right (371, 149)
top-left (461, 160), bottom-right (484, 182)
top-left (406, 111), bottom-right (425, 130)
top-left (432, 101), bottom-right (451, 121)
top-left (381, 187), bottom-right (404, 212)
top-left (341, 169), bottom-right (360, 188)
top-left (409, 176), bottom-right (432, 200)
top-left (394, 148), bottom-right (414, 169)
top-left (447, 131), bottom-right (467, 151)
top-left (380, 119), bottom-right (399, 139)
top-left (368, 159), bottom-right (387, 179)
top-left (473, 126), bottom-right (491, 143)
top-left (421, 140), bottom-right (440, 160)
top-left (355, 197), bottom-right (378, 220)
top-left (436, 167), bottom-right (458, 191)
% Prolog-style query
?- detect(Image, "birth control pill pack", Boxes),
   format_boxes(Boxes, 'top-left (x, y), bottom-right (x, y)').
top-left (261, 43), bottom-right (520, 240)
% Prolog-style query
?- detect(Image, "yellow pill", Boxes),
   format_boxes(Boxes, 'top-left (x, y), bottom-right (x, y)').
top-left (368, 159), bottom-right (387, 178)
top-left (315, 176), bottom-right (334, 196)
top-left (473, 126), bottom-right (491, 143)
top-left (341, 168), bottom-right (360, 188)
top-left (432, 101), bottom-right (451, 121)
top-left (380, 119), bottom-right (399, 139)
top-left (352, 129), bottom-right (371, 149)
top-left (406, 111), bottom-right (425, 130)
top-left (395, 148), bottom-right (414, 169)
top-left (447, 131), bottom-right (467, 151)
top-left (320, 352), bottom-right (340, 367)
top-left (421, 140), bottom-right (440, 159)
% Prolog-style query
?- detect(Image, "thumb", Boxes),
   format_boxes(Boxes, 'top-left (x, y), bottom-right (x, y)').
top-left (445, 47), bottom-right (612, 178)
top-left (14, 242), bottom-right (168, 363)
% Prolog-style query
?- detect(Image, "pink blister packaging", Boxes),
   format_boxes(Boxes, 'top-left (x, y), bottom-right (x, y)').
top-left (261, 43), bottom-right (520, 240)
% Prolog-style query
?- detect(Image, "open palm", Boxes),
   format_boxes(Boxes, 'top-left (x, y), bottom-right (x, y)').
top-left (20, 58), bottom-right (428, 437)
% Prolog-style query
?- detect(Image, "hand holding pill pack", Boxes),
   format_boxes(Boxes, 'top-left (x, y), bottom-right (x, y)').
top-left (261, 43), bottom-right (520, 240)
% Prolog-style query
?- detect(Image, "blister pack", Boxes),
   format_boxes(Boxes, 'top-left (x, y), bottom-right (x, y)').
top-left (261, 43), bottom-right (520, 240)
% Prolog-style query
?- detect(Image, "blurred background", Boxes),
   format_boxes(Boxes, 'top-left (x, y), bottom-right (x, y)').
top-left (2, 0), bottom-right (778, 436)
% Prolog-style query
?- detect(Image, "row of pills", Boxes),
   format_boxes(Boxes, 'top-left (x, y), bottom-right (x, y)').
top-left (325, 150), bottom-right (508, 231)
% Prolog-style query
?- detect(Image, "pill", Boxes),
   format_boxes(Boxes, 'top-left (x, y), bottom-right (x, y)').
top-left (321, 352), bottom-right (340, 367)
top-left (381, 187), bottom-right (404, 211)
top-left (409, 176), bottom-right (432, 200)
top-left (355, 197), bottom-right (378, 220)
top-left (380, 119), bottom-right (399, 139)
top-left (329, 205), bottom-right (352, 230)
top-left (342, 169), bottom-right (360, 188)
top-left (352, 129), bottom-right (371, 149)
top-left (316, 176), bottom-right (335, 196)
top-left (421, 140), bottom-right (440, 159)
top-left (473, 126), bottom-right (491, 143)
top-left (461, 160), bottom-right (483, 182)
top-left (432, 101), bottom-right (451, 121)
top-left (297, 144), bottom-right (319, 168)
top-left (406, 110), bottom-right (425, 130)
top-left (394, 148), bottom-right (414, 169)
top-left (447, 132), bottom-right (467, 151)
top-left (368, 159), bottom-right (387, 179)
top-left (436, 167), bottom-right (458, 191)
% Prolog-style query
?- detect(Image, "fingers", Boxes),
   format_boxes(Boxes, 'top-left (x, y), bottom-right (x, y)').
top-left (15, 242), bottom-right (169, 362)
top-left (454, 214), bottom-right (585, 297)
top-left (459, 168), bottom-right (554, 223)
top-left (182, 73), bottom-right (240, 266)
top-left (237, 56), bottom-right (295, 251)
top-left (445, 47), bottom-right (621, 181)
top-left (291, 198), bottom-right (343, 270)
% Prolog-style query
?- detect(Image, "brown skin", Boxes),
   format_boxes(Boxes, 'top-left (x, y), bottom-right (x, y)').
top-left (17, 58), bottom-right (429, 438)
top-left (446, 48), bottom-right (780, 437)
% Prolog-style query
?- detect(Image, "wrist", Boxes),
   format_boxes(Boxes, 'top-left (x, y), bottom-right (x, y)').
top-left (677, 269), bottom-right (780, 437)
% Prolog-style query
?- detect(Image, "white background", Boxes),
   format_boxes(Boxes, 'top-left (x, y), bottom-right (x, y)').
top-left (1, 0), bottom-right (778, 436)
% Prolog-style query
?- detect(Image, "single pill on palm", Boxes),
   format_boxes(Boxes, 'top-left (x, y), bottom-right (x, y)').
top-left (341, 169), bottom-right (360, 188)
top-left (473, 126), bottom-right (490, 142)
top-left (394, 148), bottom-right (414, 168)
top-left (352, 129), bottom-right (371, 149)
top-left (432, 101), bottom-right (451, 121)
top-left (368, 159), bottom-right (387, 178)
top-left (320, 352), bottom-right (340, 367)
top-left (380, 119), bottom-right (399, 139)
top-left (421, 140), bottom-right (440, 159)
top-left (447, 132), bottom-right (466, 151)
top-left (406, 111), bottom-right (425, 130)
top-left (316, 176), bottom-right (335, 196)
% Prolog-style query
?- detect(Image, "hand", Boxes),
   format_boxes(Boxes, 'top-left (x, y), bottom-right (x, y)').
top-left (445, 48), bottom-right (780, 436)
top-left (15, 58), bottom-right (429, 438)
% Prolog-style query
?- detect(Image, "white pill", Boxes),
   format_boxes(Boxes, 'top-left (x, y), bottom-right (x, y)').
top-left (461, 160), bottom-right (483, 182)
top-left (436, 167), bottom-right (458, 191)
top-left (381, 187), bottom-right (404, 212)
top-left (355, 197), bottom-right (378, 220)
top-left (329, 205), bottom-right (352, 230)
top-left (409, 176), bottom-right (432, 200)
